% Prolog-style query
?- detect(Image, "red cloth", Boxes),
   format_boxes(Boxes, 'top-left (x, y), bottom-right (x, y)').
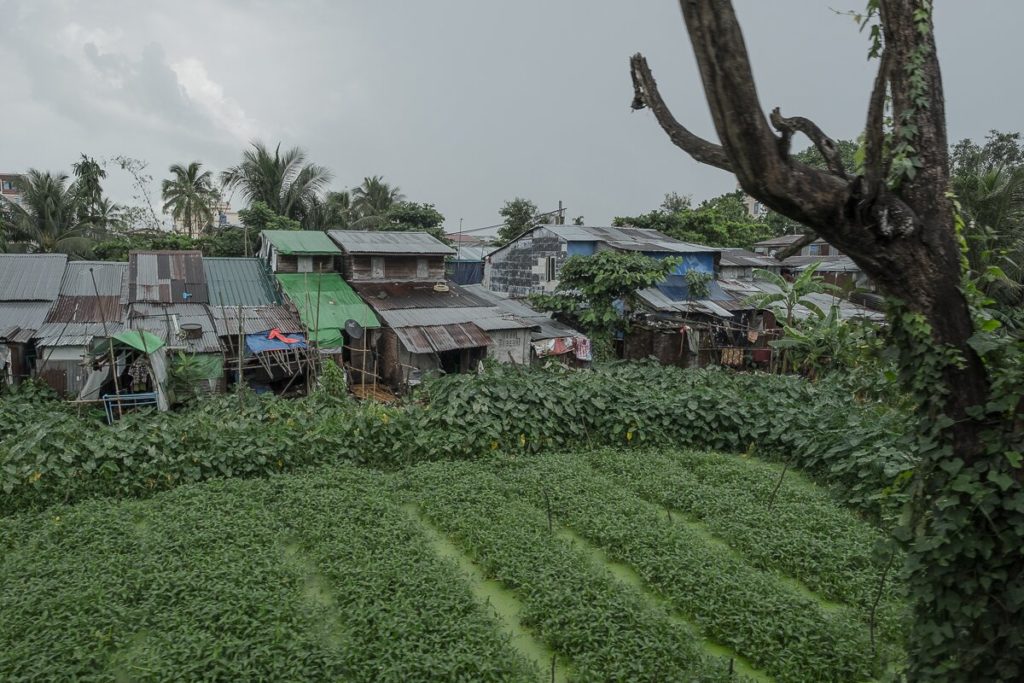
top-left (751, 348), bottom-right (772, 364)
top-left (267, 328), bottom-right (301, 344)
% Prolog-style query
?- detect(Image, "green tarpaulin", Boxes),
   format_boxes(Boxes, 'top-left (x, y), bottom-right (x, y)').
top-left (112, 331), bottom-right (166, 354)
top-left (275, 273), bottom-right (379, 348)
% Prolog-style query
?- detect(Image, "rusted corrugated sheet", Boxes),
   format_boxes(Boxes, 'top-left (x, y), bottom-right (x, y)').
top-left (45, 295), bottom-right (122, 324)
top-left (128, 251), bottom-right (209, 304)
top-left (392, 322), bottom-right (491, 354)
top-left (35, 321), bottom-right (125, 347)
top-left (351, 281), bottom-right (489, 311)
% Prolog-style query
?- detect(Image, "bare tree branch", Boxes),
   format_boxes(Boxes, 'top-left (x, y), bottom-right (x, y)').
top-left (769, 108), bottom-right (848, 179)
top-left (629, 54), bottom-right (732, 172)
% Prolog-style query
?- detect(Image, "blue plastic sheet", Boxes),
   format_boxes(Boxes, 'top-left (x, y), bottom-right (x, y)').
top-left (245, 330), bottom-right (307, 353)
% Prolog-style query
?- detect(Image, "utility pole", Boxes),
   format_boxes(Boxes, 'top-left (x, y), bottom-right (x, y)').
top-left (557, 200), bottom-right (564, 225)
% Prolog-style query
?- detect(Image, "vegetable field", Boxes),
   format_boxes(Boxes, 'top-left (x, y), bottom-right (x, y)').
top-left (0, 449), bottom-right (905, 682)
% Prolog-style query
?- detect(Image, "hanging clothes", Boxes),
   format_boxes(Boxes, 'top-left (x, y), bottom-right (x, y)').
top-left (687, 328), bottom-right (700, 354)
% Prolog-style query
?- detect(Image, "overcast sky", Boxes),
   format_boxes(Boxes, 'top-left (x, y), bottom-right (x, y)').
top-left (2, 1), bottom-right (1020, 235)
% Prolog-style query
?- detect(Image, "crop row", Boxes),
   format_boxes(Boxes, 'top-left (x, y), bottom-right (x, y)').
top-left (482, 454), bottom-right (889, 683)
top-left (399, 462), bottom-right (740, 682)
top-left (0, 466), bottom-right (534, 682)
top-left (586, 448), bottom-right (906, 641)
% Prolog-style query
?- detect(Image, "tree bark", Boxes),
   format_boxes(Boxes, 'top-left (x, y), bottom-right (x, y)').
top-left (631, 1), bottom-right (1020, 678)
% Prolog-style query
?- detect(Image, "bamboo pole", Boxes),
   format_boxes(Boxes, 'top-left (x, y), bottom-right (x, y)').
top-left (90, 267), bottom-right (122, 418)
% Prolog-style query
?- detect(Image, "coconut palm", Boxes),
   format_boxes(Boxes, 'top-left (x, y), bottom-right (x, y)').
top-left (306, 190), bottom-right (357, 231)
top-left (745, 262), bottom-right (840, 326)
top-left (220, 141), bottom-right (332, 224)
top-left (0, 170), bottom-right (95, 257)
top-left (162, 162), bottom-right (220, 238)
top-left (351, 175), bottom-right (404, 220)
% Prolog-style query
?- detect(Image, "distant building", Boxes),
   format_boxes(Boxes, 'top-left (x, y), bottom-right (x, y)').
top-left (752, 234), bottom-right (837, 258)
top-left (171, 201), bottom-right (241, 234)
top-left (718, 248), bottom-right (784, 281)
top-left (484, 224), bottom-right (719, 298)
top-left (0, 173), bottom-right (25, 208)
top-left (742, 193), bottom-right (768, 219)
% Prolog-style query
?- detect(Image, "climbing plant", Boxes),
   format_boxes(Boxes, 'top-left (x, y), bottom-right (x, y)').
top-left (629, 1), bottom-right (1023, 678)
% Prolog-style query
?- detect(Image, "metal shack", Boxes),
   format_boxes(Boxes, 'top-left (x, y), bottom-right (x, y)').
top-left (328, 230), bottom-right (532, 390)
top-left (259, 230), bottom-right (341, 274)
top-left (34, 261), bottom-right (126, 397)
top-left (204, 257), bottom-right (311, 392)
top-left (0, 254), bottom-right (67, 386)
top-left (124, 251), bottom-right (224, 393)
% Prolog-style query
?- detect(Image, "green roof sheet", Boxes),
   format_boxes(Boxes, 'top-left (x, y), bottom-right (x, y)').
top-left (275, 274), bottom-right (379, 344)
top-left (203, 258), bottom-right (280, 306)
top-left (112, 330), bottom-right (166, 353)
top-left (261, 230), bottom-right (342, 255)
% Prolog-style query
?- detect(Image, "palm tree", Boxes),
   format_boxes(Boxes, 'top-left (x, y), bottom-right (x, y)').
top-left (220, 141), bottom-right (332, 223)
top-left (745, 263), bottom-right (840, 326)
top-left (305, 190), bottom-right (356, 231)
top-left (0, 170), bottom-right (95, 257)
top-left (351, 176), bottom-right (404, 221)
top-left (162, 162), bottom-right (220, 238)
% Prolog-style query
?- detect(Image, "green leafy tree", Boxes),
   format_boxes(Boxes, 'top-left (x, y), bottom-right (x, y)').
top-left (744, 263), bottom-right (839, 326)
top-left (950, 131), bottom-right (1024, 306)
top-left (530, 251), bottom-right (679, 340)
top-left (615, 190), bottom-right (779, 248)
top-left (92, 231), bottom-right (197, 261)
top-left (236, 200), bottom-right (301, 257)
top-left (70, 154), bottom-right (111, 230)
top-left (351, 176), bottom-right (404, 220)
top-left (497, 197), bottom-right (538, 244)
top-left (221, 141), bottom-right (332, 224)
top-left (630, 3), bottom-right (1024, 675)
top-left (0, 170), bottom-right (95, 257)
top-left (161, 162), bottom-right (220, 239)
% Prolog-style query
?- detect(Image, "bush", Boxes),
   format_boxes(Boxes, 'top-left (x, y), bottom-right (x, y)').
top-left (0, 363), bottom-right (915, 518)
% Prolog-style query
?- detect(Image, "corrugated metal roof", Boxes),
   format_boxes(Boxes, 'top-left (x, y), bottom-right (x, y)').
top-left (377, 307), bottom-right (533, 331)
top-left (327, 230), bottom-right (455, 255)
top-left (452, 245), bottom-right (487, 261)
top-left (35, 321), bottom-right (125, 348)
top-left (128, 251), bottom-right (209, 304)
top-left (203, 257), bottom-right (280, 306)
top-left (462, 284), bottom-right (584, 341)
top-left (59, 261), bottom-right (126, 296)
top-left (0, 301), bottom-right (55, 341)
top-left (0, 254), bottom-right (67, 301)
top-left (637, 287), bottom-right (735, 318)
top-left (45, 295), bottom-right (122, 324)
top-left (795, 257), bottom-right (862, 273)
top-left (541, 224), bottom-right (718, 254)
top-left (261, 230), bottom-right (342, 255)
top-left (717, 279), bottom-right (885, 322)
top-left (392, 322), bottom-right (492, 354)
top-left (350, 281), bottom-right (489, 310)
top-left (753, 234), bottom-right (828, 248)
top-left (127, 302), bottom-right (223, 353)
top-left (210, 305), bottom-right (304, 336)
top-left (719, 249), bottom-right (782, 269)
top-left (276, 273), bottom-right (380, 332)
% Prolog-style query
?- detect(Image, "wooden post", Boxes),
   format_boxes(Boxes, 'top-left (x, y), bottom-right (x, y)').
top-left (90, 267), bottom-right (122, 416)
top-left (237, 302), bottom-right (244, 408)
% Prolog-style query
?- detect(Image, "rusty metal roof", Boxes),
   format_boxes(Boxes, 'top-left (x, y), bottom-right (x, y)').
top-left (45, 296), bottom-right (122, 324)
top-left (210, 305), bottom-right (304, 336)
top-left (376, 307), bottom-right (532, 330)
top-left (719, 249), bottom-right (782, 269)
top-left (328, 230), bottom-right (455, 255)
top-left (0, 254), bottom-right (67, 301)
top-left (127, 302), bottom-right (223, 353)
top-left (392, 322), bottom-right (492, 354)
top-left (127, 251), bottom-right (209, 304)
top-left (350, 281), bottom-right (489, 310)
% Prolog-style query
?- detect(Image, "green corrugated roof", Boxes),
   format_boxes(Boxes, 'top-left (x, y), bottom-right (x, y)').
top-left (276, 274), bottom-right (379, 346)
top-left (203, 257), bottom-right (280, 306)
top-left (261, 230), bottom-right (342, 255)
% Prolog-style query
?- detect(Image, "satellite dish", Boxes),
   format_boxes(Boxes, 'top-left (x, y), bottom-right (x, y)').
top-left (344, 319), bottom-right (365, 340)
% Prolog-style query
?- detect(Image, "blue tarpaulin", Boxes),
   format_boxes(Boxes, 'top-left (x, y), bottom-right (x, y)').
top-left (245, 330), bottom-right (308, 353)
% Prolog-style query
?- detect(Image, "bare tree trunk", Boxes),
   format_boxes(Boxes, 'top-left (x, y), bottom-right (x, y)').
top-left (630, 1), bottom-right (1020, 679)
